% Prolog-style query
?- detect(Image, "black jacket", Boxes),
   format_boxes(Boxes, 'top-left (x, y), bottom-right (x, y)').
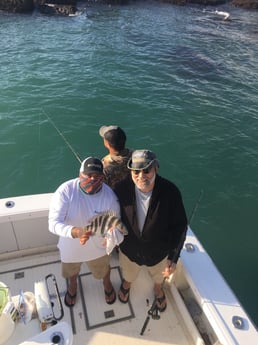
top-left (114, 174), bottom-right (188, 266)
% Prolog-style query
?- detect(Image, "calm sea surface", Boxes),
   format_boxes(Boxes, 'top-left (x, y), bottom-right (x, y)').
top-left (1, 1), bottom-right (258, 327)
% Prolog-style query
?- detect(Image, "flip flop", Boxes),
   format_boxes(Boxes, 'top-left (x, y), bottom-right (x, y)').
top-left (118, 281), bottom-right (130, 304)
top-left (105, 287), bottom-right (116, 305)
top-left (64, 290), bottom-right (77, 308)
top-left (156, 291), bottom-right (167, 312)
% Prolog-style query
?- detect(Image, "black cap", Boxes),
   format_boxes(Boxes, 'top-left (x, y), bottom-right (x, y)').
top-left (80, 157), bottom-right (103, 175)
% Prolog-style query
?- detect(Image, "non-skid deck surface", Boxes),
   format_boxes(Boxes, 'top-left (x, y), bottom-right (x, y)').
top-left (0, 251), bottom-right (193, 345)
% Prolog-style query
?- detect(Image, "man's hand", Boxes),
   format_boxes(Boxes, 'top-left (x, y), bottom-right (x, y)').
top-left (162, 260), bottom-right (177, 278)
top-left (71, 227), bottom-right (92, 245)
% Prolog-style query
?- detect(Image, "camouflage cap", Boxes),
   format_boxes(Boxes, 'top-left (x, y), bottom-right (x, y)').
top-left (127, 150), bottom-right (159, 170)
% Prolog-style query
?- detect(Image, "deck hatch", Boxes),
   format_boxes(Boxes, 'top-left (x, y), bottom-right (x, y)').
top-left (79, 266), bottom-right (135, 330)
top-left (104, 310), bottom-right (115, 319)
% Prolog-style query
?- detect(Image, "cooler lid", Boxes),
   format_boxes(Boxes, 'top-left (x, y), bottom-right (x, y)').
top-left (0, 283), bottom-right (9, 315)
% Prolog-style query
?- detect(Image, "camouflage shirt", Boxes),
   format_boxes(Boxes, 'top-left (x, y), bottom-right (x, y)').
top-left (102, 148), bottom-right (132, 189)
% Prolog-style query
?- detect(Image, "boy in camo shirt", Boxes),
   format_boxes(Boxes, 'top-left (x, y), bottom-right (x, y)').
top-left (99, 125), bottom-right (132, 189)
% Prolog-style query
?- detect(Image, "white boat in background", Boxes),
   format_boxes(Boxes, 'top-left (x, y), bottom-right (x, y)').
top-left (214, 10), bottom-right (230, 21)
top-left (0, 193), bottom-right (257, 345)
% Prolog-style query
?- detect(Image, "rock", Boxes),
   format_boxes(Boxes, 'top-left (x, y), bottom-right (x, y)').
top-left (0, 0), bottom-right (34, 12)
top-left (1, 0), bottom-right (257, 14)
top-left (0, 0), bottom-right (78, 13)
top-left (231, 0), bottom-right (258, 9)
top-left (160, 0), bottom-right (226, 5)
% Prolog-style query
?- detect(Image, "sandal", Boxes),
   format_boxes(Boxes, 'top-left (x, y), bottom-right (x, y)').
top-left (64, 290), bottom-right (77, 308)
top-left (105, 287), bottom-right (116, 305)
top-left (118, 280), bottom-right (130, 304)
top-left (156, 291), bottom-right (167, 312)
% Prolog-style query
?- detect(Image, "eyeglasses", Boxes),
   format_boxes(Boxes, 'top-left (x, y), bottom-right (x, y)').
top-left (132, 168), bottom-right (151, 175)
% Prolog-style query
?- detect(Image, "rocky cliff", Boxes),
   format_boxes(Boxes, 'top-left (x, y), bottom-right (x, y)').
top-left (0, 0), bottom-right (257, 14)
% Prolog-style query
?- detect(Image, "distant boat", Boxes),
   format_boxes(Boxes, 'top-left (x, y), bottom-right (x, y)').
top-left (0, 193), bottom-right (258, 345)
top-left (215, 10), bottom-right (231, 21)
top-left (37, 2), bottom-right (79, 16)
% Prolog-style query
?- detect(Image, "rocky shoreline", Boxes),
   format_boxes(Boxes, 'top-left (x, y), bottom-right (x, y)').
top-left (0, 0), bottom-right (257, 15)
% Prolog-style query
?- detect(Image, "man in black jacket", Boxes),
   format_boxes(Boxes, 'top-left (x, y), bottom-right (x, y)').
top-left (114, 149), bottom-right (187, 312)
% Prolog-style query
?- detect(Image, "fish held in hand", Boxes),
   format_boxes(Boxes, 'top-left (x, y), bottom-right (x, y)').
top-left (83, 211), bottom-right (128, 254)
top-left (84, 211), bottom-right (128, 237)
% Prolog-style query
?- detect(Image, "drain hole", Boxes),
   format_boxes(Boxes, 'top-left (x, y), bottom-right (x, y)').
top-left (51, 332), bottom-right (64, 344)
top-left (5, 200), bottom-right (15, 208)
top-left (52, 335), bottom-right (61, 343)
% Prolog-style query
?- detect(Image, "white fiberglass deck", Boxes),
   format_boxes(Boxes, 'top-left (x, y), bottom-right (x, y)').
top-left (1, 194), bottom-right (257, 345)
top-left (0, 250), bottom-right (195, 345)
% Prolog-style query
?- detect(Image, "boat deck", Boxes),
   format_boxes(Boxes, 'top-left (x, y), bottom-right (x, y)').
top-left (1, 250), bottom-right (197, 345)
top-left (1, 193), bottom-right (257, 345)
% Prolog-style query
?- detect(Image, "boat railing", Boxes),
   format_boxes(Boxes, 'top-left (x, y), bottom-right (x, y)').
top-left (0, 194), bottom-right (57, 261)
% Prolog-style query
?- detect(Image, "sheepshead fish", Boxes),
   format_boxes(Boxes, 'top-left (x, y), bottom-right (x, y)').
top-left (84, 211), bottom-right (128, 237)
top-left (83, 211), bottom-right (127, 255)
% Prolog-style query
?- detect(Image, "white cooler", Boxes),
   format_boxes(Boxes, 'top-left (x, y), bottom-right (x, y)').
top-left (0, 282), bottom-right (16, 345)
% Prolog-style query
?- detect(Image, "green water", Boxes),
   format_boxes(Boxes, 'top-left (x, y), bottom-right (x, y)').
top-left (0, 2), bottom-right (258, 327)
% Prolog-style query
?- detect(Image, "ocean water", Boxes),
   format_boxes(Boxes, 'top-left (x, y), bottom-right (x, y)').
top-left (0, 2), bottom-right (258, 327)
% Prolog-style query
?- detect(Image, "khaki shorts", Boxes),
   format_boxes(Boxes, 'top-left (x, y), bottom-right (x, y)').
top-left (119, 250), bottom-right (167, 284)
top-left (62, 255), bottom-right (110, 280)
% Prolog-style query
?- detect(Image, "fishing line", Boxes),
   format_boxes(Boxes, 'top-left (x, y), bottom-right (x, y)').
top-left (37, 113), bottom-right (42, 190)
top-left (42, 109), bottom-right (82, 164)
top-left (167, 189), bottom-right (204, 269)
top-left (188, 189), bottom-right (204, 226)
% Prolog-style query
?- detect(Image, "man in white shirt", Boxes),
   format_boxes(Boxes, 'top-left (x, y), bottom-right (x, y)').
top-left (49, 157), bottom-right (120, 307)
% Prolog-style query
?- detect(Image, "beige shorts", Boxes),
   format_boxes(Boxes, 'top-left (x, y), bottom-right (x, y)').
top-left (62, 255), bottom-right (110, 280)
top-left (119, 250), bottom-right (167, 284)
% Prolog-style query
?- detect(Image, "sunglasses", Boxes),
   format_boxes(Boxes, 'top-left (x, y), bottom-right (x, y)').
top-left (132, 168), bottom-right (152, 175)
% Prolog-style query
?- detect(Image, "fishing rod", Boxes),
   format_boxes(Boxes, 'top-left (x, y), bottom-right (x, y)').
top-left (42, 109), bottom-right (82, 164)
top-left (188, 189), bottom-right (204, 226)
top-left (140, 189), bottom-right (204, 336)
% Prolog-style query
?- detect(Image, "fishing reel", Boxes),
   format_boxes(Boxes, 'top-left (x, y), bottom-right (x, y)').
top-left (148, 304), bottom-right (160, 320)
top-left (147, 298), bottom-right (161, 320)
top-left (140, 298), bottom-right (161, 336)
